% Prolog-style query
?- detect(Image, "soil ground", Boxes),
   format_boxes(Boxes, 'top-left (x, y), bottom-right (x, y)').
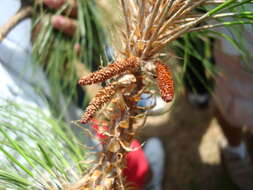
top-left (139, 94), bottom-right (240, 190)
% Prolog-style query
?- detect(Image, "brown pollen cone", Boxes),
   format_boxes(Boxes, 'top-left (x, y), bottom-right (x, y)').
top-left (80, 83), bottom-right (117, 124)
top-left (155, 61), bottom-right (174, 102)
top-left (78, 57), bottom-right (140, 86)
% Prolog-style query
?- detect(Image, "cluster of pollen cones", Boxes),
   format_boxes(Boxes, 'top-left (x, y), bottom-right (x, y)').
top-left (78, 57), bottom-right (174, 124)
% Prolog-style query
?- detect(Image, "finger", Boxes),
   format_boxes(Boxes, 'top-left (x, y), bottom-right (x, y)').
top-left (43, 0), bottom-right (65, 9)
top-left (51, 15), bottom-right (77, 36)
top-left (74, 43), bottom-right (81, 55)
top-left (43, 0), bottom-right (77, 17)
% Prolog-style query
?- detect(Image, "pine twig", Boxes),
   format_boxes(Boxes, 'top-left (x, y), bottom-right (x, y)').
top-left (0, 6), bottom-right (32, 41)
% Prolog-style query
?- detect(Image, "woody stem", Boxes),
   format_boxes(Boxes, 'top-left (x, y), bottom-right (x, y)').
top-left (0, 6), bottom-right (32, 41)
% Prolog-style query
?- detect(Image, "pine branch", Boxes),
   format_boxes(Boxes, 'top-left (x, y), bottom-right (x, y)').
top-left (0, 6), bottom-right (32, 41)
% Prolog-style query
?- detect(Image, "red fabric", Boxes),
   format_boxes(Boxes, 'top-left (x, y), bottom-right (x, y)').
top-left (123, 140), bottom-right (149, 190)
top-left (91, 121), bottom-right (149, 190)
top-left (91, 121), bottom-right (109, 140)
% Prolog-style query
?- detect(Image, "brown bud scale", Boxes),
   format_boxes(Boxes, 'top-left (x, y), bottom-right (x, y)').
top-left (78, 57), bottom-right (139, 86)
top-left (155, 61), bottom-right (174, 102)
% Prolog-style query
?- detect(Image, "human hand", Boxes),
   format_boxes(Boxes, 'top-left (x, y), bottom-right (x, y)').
top-left (43, 0), bottom-right (77, 36)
